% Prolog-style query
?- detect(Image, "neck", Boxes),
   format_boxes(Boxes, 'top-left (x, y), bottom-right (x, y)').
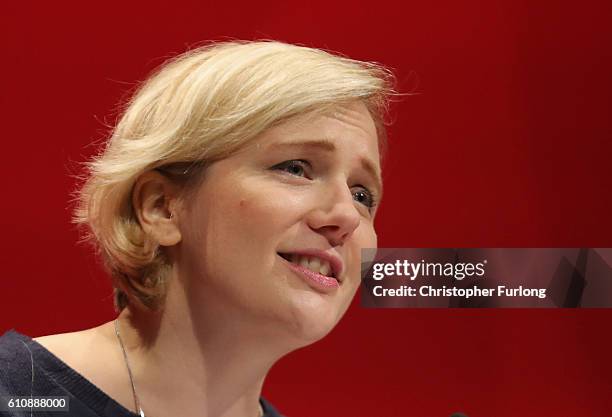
top-left (106, 275), bottom-right (291, 417)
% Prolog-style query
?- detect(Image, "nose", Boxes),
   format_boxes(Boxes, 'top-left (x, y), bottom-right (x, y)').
top-left (306, 182), bottom-right (361, 247)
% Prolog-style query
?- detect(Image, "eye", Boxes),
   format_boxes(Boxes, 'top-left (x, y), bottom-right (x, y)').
top-left (272, 159), bottom-right (310, 178)
top-left (352, 186), bottom-right (377, 211)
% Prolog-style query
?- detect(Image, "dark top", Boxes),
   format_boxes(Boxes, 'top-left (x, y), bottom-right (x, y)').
top-left (0, 329), bottom-right (284, 417)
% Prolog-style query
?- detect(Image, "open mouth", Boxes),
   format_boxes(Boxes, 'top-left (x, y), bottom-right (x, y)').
top-left (278, 252), bottom-right (337, 280)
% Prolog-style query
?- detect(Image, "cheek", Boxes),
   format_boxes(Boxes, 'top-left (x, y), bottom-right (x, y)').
top-left (353, 224), bottom-right (378, 253)
top-left (364, 224), bottom-right (378, 248)
top-left (182, 182), bottom-right (293, 299)
top-left (346, 225), bottom-right (377, 282)
top-left (233, 182), bottom-right (307, 230)
top-left (202, 180), bottom-right (304, 257)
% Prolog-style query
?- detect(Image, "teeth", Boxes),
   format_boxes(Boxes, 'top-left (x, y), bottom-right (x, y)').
top-left (310, 257), bottom-right (321, 271)
top-left (291, 255), bottom-right (334, 277)
top-left (299, 257), bottom-right (309, 269)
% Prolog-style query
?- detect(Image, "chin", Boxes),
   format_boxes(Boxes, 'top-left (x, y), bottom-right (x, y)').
top-left (281, 296), bottom-right (343, 348)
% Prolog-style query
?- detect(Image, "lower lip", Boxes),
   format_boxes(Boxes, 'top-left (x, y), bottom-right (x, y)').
top-left (280, 257), bottom-right (340, 292)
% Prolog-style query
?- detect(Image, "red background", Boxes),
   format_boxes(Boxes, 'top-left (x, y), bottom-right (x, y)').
top-left (2, 1), bottom-right (612, 416)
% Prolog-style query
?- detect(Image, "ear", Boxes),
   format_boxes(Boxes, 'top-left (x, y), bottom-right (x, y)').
top-left (132, 170), bottom-right (182, 246)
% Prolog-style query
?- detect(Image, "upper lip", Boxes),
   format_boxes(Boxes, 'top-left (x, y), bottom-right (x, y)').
top-left (278, 249), bottom-right (344, 281)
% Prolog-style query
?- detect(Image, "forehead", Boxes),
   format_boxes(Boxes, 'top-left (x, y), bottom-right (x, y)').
top-left (254, 101), bottom-right (381, 164)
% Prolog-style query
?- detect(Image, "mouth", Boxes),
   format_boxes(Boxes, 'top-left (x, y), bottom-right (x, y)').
top-left (277, 252), bottom-right (341, 282)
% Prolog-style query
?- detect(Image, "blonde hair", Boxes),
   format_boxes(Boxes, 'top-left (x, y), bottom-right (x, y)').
top-left (74, 40), bottom-right (395, 311)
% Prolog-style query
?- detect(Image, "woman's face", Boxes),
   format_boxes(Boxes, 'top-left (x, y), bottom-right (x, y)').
top-left (178, 101), bottom-right (381, 345)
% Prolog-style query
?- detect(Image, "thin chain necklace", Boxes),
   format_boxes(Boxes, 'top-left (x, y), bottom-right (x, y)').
top-left (114, 319), bottom-right (145, 417)
top-left (113, 319), bottom-right (264, 417)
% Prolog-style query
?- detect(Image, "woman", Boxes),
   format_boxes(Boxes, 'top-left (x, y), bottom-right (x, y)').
top-left (0, 40), bottom-right (394, 417)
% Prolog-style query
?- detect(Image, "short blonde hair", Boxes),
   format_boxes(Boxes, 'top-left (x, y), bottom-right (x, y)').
top-left (75, 40), bottom-right (395, 311)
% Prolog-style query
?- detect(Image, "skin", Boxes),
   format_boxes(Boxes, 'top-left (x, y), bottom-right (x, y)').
top-left (35, 100), bottom-right (381, 417)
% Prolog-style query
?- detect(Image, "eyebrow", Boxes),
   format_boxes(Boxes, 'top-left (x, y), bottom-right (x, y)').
top-left (272, 139), bottom-right (383, 196)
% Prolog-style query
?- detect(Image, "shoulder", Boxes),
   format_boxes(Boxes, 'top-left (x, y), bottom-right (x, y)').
top-left (0, 329), bottom-right (40, 397)
top-left (0, 326), bottom-right (135, 417)
top-left (34, 327), bottom-right (100, 364)
top-left (1, 325), bottom-right (122, 394)
top-left (32, 324), bottom-right (123, 390)
top-left (0, 328), bottom-right (103, 378)
top-left (0, 329), bottom-right (34, 373)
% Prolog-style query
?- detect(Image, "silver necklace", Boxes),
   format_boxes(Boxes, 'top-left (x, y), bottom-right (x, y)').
top-left (114, 319), bottom-right (145, 417)
top-left (113, 319), bottom-right (264, 417)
